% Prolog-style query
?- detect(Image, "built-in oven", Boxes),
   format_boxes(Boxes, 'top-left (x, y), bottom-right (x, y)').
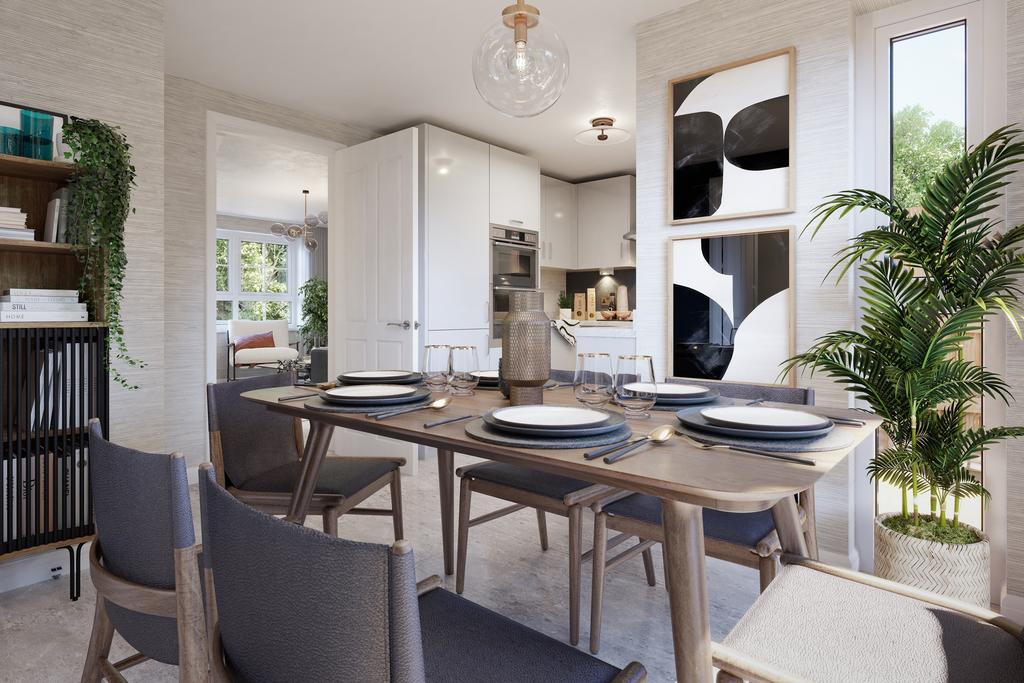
top-left (490, 226), bottom-right (540, 343)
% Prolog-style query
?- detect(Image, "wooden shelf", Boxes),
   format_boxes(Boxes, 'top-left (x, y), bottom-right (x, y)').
top-left (0, 321), bottom-right (105, 329)
top-left (0, 237), bottom-right (75, 254)
top-left (0, 153), bottom-right (76, 182)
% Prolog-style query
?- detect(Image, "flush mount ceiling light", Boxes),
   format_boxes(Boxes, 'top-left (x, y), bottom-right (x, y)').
top-left (270, 190), bottom-right (326, 252)
top-left (472, 0), bottom-right (569, 118)
top-left (575, 117), bottom-right (631, 146)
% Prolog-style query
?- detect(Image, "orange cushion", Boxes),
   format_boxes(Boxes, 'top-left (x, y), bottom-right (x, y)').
top-left (234, 331), bottom-right (275, 351)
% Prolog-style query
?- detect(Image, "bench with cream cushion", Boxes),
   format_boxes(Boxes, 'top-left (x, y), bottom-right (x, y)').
top-left (227, 319), bottom-right (299, 379)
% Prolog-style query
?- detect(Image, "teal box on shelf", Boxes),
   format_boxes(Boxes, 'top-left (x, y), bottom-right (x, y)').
top-left (20, 109), bottom-right (53, 160)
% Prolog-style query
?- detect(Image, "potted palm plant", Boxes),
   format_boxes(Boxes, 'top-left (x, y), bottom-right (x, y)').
top-left (784, 126), bottom-right (1024, 606)
top-left (557, 291), bottom-right (573, 321)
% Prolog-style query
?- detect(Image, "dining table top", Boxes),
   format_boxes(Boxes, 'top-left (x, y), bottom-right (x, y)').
top-left (242, 385), bottom-right (880, 513)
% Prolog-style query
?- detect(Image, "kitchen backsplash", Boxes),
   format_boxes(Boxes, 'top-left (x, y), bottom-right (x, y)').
top-left (541, 267), bottom-right (636, 317)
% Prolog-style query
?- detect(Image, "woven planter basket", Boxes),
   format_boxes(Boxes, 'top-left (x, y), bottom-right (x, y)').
top-left (874, 513), bottom-right (989, 607)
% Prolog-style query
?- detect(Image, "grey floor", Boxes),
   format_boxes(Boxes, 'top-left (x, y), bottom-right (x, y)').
top-left (0, 452), bottom-right (760, 682)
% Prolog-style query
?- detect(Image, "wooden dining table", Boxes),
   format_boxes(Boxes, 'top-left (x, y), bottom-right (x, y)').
top-left (242, 384), bottom-right (879, 683)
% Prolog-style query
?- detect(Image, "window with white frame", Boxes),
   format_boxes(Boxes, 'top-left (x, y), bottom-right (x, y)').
top-left (216, 230), bottom-right (298, 325)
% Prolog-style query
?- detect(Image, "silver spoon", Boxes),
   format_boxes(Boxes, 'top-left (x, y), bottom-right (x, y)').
top-left (587, 424), bottom-right (676, 463)
top-left (370, 396), bottom-right (452, 420)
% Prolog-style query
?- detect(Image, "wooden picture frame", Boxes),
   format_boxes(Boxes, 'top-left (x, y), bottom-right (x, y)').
top-left (667, 225), bottom-right (796, 386)
top-left (667, 46), bottom-right (794, 227)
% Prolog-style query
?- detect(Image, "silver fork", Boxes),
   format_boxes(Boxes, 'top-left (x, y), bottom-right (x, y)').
top-left (674, 430), bottom-right (817, 466)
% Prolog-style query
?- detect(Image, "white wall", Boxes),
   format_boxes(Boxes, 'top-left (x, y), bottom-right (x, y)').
top-left (636, 0), bottom-right (859, 563)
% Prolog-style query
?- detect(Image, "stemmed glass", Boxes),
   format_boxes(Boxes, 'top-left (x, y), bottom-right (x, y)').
top-left (573, 352), bottom-right (614, 409)
top-left (614, 355), bottom-right (657, 419)
top-left (422, 344), bottom-right (451, 393)
top-left (449, 345), bottom-right (480, 396)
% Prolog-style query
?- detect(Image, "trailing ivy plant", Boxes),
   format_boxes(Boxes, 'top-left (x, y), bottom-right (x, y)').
top-left (62, 118), bottom-right (144, 390)
top-left (298, 276), bottom-right (328, 349)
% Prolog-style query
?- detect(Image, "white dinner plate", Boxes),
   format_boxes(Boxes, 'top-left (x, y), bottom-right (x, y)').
top-left (623, 382), bottom-right (709, 397)
top-left (326, 384), bottom-right (418, 399)
top-left (342, 370), bottom-right (415, 380)
top-left (471, 370), bottom-right (500, 380)
top-left (490, 405), bottom-right (610, 429)
top-left (700, 406), bottom-right (830, 431)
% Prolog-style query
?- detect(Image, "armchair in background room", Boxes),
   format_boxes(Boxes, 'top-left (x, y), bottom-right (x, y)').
top-left (226, 319), bottom-right (299, 381)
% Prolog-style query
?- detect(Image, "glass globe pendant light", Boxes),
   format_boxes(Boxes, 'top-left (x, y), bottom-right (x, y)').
top-left (270, 189), bottom-right (325, 251)
top-left (472, 0), bottom-right (569, 118)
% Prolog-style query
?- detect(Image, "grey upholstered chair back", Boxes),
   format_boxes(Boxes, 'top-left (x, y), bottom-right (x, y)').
top-left (206, 373), bottom-right (298, 487)
top-left (199, 466), bottom-right (425, 682)
top-left (88, 419), bottom-right (194, 665)
top-left (667, 377), bottom-right (814, 405)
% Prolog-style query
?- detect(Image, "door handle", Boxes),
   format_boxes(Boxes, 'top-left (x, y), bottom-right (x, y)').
top-left (387, 321), bottom-right (412, 329)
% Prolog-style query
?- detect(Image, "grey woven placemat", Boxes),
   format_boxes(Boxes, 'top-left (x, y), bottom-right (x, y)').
top-left (303, 395), bottom-right (432, 414)
top-left (651, 395), bottom-right (744, 412)
top-left (465, 419), bottom-right (633, 450)
top-left (674, 423), bottom-right (855, 453)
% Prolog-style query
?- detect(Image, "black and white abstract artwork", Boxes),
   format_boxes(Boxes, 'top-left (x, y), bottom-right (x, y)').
top-left (671, 229), bottom-right (792, 384)
top-left (670, 49), bottom-right (794, 223)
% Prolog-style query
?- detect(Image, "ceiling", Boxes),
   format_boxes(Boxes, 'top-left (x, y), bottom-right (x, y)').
top-left (216, 131), bottom-right (328, 220)
top-left (166, 0), bottom-right (688, 181)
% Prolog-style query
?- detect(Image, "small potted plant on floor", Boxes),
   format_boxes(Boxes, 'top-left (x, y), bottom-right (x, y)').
top-left (557, 291), bottom-right (573, 321)
top-left (784, 127), bottom-right (1024, 606)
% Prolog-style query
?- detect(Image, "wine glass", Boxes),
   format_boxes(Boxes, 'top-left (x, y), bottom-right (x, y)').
top-left (614, 355), bottom-right (657, 419)
top-left (422, 344), bottom-right (451, 393)
top-left (573, 352), bottom-right (614, 409)
top-left (449, 345), bottom-right (480, 396)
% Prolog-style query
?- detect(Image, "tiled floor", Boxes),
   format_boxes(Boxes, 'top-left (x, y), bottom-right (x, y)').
top-left (0, 452), bottom-right (760, 682)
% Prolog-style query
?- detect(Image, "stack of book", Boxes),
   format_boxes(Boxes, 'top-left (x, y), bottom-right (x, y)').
top-left (0, 289), bottom-right (87, 322)
top-left (0, 206), bottom-right (34, 241)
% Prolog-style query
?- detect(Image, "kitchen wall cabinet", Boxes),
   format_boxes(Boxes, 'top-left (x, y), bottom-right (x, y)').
top-left (489, 145), bottom-right (541, 230)
top-left (576, 175), bottom-right (635, 270)
top-left (540, 175), bottom-right (578, 270)
top-left (421, 125), bottom-right (490, 331)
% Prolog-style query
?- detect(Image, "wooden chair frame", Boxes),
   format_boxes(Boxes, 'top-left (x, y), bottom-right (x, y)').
top-left (81, 468), bottom-right (208, 682)
top-left (455, 461), bottom-right (617, 646)
top-left (208, 417), bottom-right (405, 540)
top-left (712, 554), bottom-right (1024, 683)
top-left (586, 490), bottom-right (815, 655)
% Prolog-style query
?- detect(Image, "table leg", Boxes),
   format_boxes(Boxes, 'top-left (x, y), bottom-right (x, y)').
top-left (284, 420), bottom-right (335, 524)
top-left (771, 495), bottom-right (809, 557)
top-left (437, 448), bottom-right (455, 575)
top-left (661, 499), bottom-right (712, 683)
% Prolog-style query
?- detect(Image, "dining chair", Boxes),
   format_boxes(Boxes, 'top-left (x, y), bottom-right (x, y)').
top-left (714, 554), bottom-right (1024, 682)
top-left (80, 419), bottom-right (207, 682)
top-left (455, 369), bottom-right (615, 647)
top-left (197, 464), bottom-right (647, 682)
top-left (587, 378), bottom-right (817, 654)
top-left (206, 373), bottom-right (404, 539)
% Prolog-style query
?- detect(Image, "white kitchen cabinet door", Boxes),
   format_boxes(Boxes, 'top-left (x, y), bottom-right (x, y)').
top-left (575, 333), bottom-right (636, 360)
top-left (423, 126), bottom-right (490, 331)
top-left (489, 145), bottom-right (541, 230)
top-left (540, 175), bottom-right (577, 269)
top-left (576, 175), bottom-right (635, 270)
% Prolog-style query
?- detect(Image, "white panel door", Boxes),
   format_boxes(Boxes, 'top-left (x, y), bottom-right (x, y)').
top-left (423, 126), bottom-right (490, 330)
top-left (329, 127), bottom-right (419, 472)
top-left (489, 145), bottom-right (541, 229)
top-left (541, 175), bottom-right (577, 269)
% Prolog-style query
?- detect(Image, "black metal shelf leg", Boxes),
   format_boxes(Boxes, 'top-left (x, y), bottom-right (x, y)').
top-left (59, 542), bottom-right (86, 601)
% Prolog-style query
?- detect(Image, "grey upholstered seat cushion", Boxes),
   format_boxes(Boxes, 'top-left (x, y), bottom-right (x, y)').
top-left (239, 456), bottom-right (398, 496)
top-left (465, 462), bottom-right (594, 501)
top-left (606, 493), bottom-right (777, 548)
top-left (723, 564), bottom-right (1024, 682)
top-left (418, 588), bottom-right (629, 682)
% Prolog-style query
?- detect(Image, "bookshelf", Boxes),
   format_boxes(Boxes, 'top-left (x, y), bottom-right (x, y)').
top-left (0, 151), bottom-right (107, 601)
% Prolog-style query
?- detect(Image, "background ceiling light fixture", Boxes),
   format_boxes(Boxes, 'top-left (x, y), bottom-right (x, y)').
top-left (575, 116), bottom-right (631, 145)
top-left (472, 0), bottom-right (570, 118)
top-left (270, 189), bottom-right (325, 251)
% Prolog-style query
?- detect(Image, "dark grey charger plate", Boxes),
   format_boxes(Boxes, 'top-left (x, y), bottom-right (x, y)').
top-left (304, 395), bottom-right (431, 414)
top-left (675, 419), bottom-right (854, 453)
top-left (319, 385), bottom-right (431, 406)
top-left (465, 419), bottom-right (632, 449)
